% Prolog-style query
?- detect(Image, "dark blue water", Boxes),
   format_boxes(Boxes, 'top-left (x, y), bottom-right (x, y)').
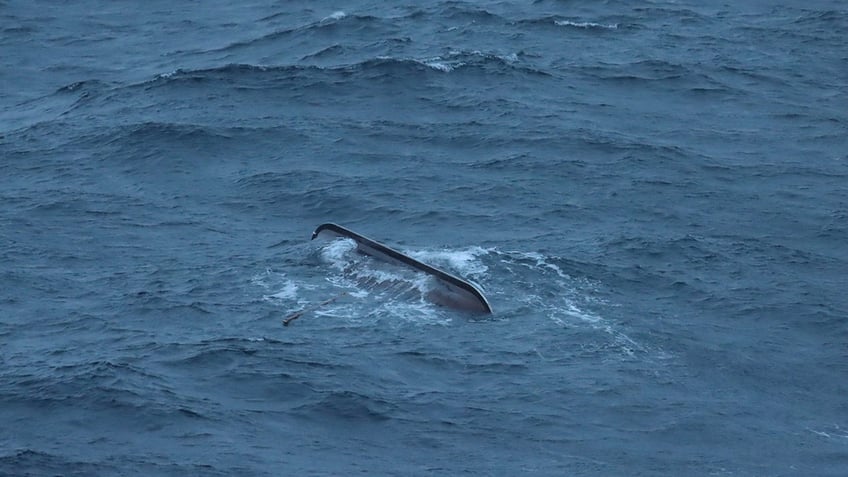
top-left (2, 1), bottom-right (847, 475)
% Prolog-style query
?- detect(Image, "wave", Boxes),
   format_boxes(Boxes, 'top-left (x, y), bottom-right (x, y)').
top-left (151, 63), bottom-right (320, 85)
top-left (76, 120), bottom-right (245, 174)
top-left (631, 6), bottom-right (713, 24)
top-left (415, 50), bottom-right (547, 75)
top-left (791, 9), bottom-right (846, 27)
top-left (257, 4), bottom-right (512, 36)
top-left (294, 390), bottom-right (397, 422)
top-left (102, 121), bottom-right (236, 145)
top-left (299, 43), bottom-right (346, 61)
top-left (422, 7), bottom-right (624, 32)
top-left (153, 338), bottom-right (357, 380)
top-left (0, 79), bottom-right (112, 135)
top-left (434, 4), bottom-right (506, 23)
top-left (0, 359), bottom-right (201, 419)
top-left (518, 15), bottom-right (622, 31)
top-left (572, 59), bottom-right (730, 91)
top-left (54, 78), bottom-right (110, 95)
top-left (213, 12), bottom-right (389, 54)
top-left (147, 52), bottom-right (548, 92)
top-left (0, 450), bottom-right (113, 476)
top-left (233, 170), bottom-right (379, 221)
top-left (582, 59), bottom-right (689, 81)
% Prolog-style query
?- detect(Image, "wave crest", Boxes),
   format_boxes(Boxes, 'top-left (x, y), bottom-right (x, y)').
top-left (555, 20), bottom-right (619, 30)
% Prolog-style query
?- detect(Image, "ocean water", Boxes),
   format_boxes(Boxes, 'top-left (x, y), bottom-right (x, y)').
top-left (2, 0), bottom-right (847, 475)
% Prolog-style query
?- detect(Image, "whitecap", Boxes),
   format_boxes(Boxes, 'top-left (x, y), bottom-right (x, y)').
top-left (423, 61), bottom-right (457, 72)
top-left (416, 56), bottom-right (463, 72)
top-left (808, 424), bottom-right (848, 440)
top-left (322, 11), bottom-right (346, 22)
top-left (555, 20), bottom-right (618, 30)
top-left (156, 69), bottom-right (179, 79)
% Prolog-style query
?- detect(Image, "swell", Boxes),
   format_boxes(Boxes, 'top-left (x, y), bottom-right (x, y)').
top-left (0, 79), bottom-right (111, 136)
top-left (102, 121), bottom-right (237, 145)
top-left (293, 390), bottom-right (398, 422)
top-left (737, 8), bottom-right (847, 44)
top-left (0, 449), bottom-right (238, 476)
top-left (598, 227), bottom-right (848, 330)
top-left (0, 450), bottom-right (116, 476)
top-left (574, 59), bottom-right (701, 83)
top-left (630, 6), bottom-right (714, 24)
top-left (792, 9), bottom-right (847, 31)
top-left (0, 359), bottom-right (212, 423)
top-left (152, 337), bottom-right (353, 373)
top-left (232, 170), bottom-right (382, 219)
top-left (560, 58), bottom-right (746, 98)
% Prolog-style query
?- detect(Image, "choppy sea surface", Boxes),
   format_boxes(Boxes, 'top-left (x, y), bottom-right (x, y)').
top-left (2, 1), bottom-right (847, 475)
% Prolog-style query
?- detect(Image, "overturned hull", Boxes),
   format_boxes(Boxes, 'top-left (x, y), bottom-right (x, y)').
top-left (312, 223), bottom-right (492, 314)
